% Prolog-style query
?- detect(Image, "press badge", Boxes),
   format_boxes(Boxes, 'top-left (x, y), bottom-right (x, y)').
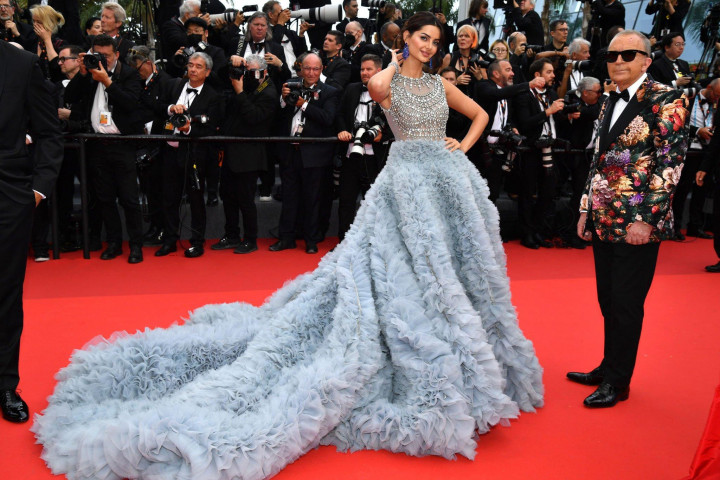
top-left (100, 111), bottom-right (113, 126)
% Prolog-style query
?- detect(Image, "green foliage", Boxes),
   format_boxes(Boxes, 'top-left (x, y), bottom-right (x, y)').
top-left (393, 0), bottom-right (458, 24)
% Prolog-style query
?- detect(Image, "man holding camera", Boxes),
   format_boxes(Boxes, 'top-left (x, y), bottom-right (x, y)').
top-left (366, 21), bottom-right (399, 69)
top-left (155, 52), bottom-right (222, 259)
top-left (161, 0), bottom-right (208, 69)
top-left (510, 0), bottom-right (543, 48)
top-left (273, 52), bottom-right (340, 254)
top-left (556, 38), bottom-right (592, 98)
top-left (508, 32), bottom-right (532, 84)
top-left (264, 0), bottom-right (308, 72)
top-left (322, 30), bottom-right (351, 90)
top-left (65, 34), bottom-right (145, 263)
top-left (336, 0), bottom-right (373, 43)
top-left (587, 0), bottom-right (625, 51)
top-left (697, 108), bottom-right (720, 272)
top-left (647, 32), bottom-right (698, 98)
top-left (212, 54), bottom-right (278, 254)
top-left (336, 53), bottom-right (388, 241)
top-left (343, 21), bottom-right (370, 83)
top-left (536, 20), bottom-right (570, 81)
top-left (513, 58), bottom-right (564, 249)
top-left (168, 17), bottom-right (227, 83)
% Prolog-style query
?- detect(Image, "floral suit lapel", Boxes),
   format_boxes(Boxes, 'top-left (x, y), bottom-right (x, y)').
top-left (597, 78), bottom-right (651, 155)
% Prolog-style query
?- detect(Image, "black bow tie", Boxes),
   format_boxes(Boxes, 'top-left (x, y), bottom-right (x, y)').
top-left (186, 88), bottom-right (198, 95)
top-left (252, 42), bottom-right (265, 52)
top-left (361, 85), bottom-right (368, 92)
top-left (609, 89), bottom-right (630, 102)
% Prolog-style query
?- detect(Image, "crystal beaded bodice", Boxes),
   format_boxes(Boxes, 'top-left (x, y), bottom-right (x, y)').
top-left (383, 71), bottom-right (449, 141)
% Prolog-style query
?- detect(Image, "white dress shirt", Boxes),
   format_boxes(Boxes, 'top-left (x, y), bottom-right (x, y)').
top-left (609, 73), bottom-right (646, 130)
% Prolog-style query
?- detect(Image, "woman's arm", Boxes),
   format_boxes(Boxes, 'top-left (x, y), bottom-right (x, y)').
top-left (442, 77), bottom-right (488, 153)
top-left (368, 61), bottom-right (399, 109)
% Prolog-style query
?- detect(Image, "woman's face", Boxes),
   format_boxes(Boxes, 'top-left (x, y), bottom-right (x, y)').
top-left (404, 25), bottom-right (441, 64)
top-left (492, 43), bottom-right (508, 60)
top-left (457, 31), bottom-right (474, 51)
top-left (87, 19), bottom-right (102, 36)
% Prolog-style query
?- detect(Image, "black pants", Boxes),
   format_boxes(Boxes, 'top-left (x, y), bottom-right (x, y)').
top-left (478, 149), bottom-right (505, 203)
top-left (0, 194), bottom-right (34, 390)
top-left (592, 236), bottom-right (660, 388)
top-left (517, 149), bottom-right (557, 237)
top-left (338, 153), bottom-right (380, 240)
top-left (279, 148), bottom-right (330, 245)
top-left (57, 148), bottom-right (103, 243)
top-left (137, 149), bottom-right (164, 230)
top-left (162, 145), bottom-right (207, 246)
top-left (30, 198), bottom-right (50, 252)
top-left (565, 150), bottom-right (592, 239)
top-left (204, 147), bottom-right (220, 198)
top-left (673, 153), bottom-right (707, 233)
top-left (220, 167), bottom-right (260, 241)
top-left (88, 141), bottom-right (143, 247)
top-left (713, 175), bottom-right (720, 259)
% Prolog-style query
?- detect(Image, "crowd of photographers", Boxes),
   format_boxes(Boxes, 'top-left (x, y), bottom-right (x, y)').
top-left (1, 0), bottom-right (719, 262)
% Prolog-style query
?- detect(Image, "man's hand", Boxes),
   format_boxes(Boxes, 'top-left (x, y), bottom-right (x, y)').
top-left (264, 52), bottom-right (282, 67)
top-left (568, 111), bottom-right (581, 121)
top-left (604, 80), bottom-right (617, 93)
top-left (434, 12), bottom-right (447, 24)
top-left (175, 46), bottom-right (185, 56)
top-left (169, 104), bottom-right (187, 114)
top-left (457, 72), bottom-right (472, 85)
top-left (626, 221), bottom-right (653, 245)
top-left (58, 108), bottom-right (71, 120)
top-left (374, 131), bottom-right (383, 142)
top-left (34, 191), bottom-right (43, 206)
top-left (676, 76), bottom-right (691, 87)
top-left (469, 65), bottom-right (484, 80)
top-left (234, 12), bottom-right (245, 26)
top-left (547, 99), bottom-right (564, 115)
top-left (89, 61), bottom-right (112, 87)
top-left (299, 21), bottom-right (312, 35)
top-left (200, 12), bottom-right (211, 24)
top-left (698, 127), bottom-right (713, 141)
top-left (558, 46), bottom-right (569, 58)
top-left (213, 17), bottom-right (226, 29)
top-left (5, 19), bottom-right (19, 37)
top-left (338, 131), bottom-right (352, 141)
top-left (529, 76), bottom-right (546, 89)
top-left (697, 170), bottom-right (707, 187)
top-left (577, 212), bottom-right (592, 241)
top-left (231, 75), bottom-right (244, 94)
top-left (230, 55), bottom-right (245, 67)
top-left (281, 84), bottom-right (291, 99)
top-left (278, 9), bottom-right (291, 25)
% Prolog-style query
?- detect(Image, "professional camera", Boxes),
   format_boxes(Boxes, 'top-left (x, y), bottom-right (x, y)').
top-left (362, 0), bottom-right (386, 7)
top-left (169, 113), bottom-right (211, 128)
top-left (487, 125), bottom-right (525, 171)
top-left (172, 41), bottom-right (208, 68)
top-left (228, 64), bottom-right (245, 80)
top-left (290, 4), bottom-right (343, 23)
top-left (565, 59), bottom-right (593, 73)
top-left (525, 44), bottom-right (544, 53)
top-left (83, 52), bottom-right (108, 70)
top-left (349, 116), bottom-right (387, 158)
top-left (535, 135), bottom-right (555, 149)
top-left (285, 78), bottom-right (311, 106)
top-left (476, 50), bottom-right (497, 69)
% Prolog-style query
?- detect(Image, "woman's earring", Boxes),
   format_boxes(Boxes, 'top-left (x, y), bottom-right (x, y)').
top-left (402, 43), bottom-right (409, 59)
top-left (428, 58), bottom-right (433, 69)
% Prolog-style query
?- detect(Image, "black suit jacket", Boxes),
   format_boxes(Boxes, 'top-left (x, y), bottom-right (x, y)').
top-left (323, 55), bottom-right (351, 90)
top-left (513, 88), bottom-right (559, 143)
top-left (160, 17), bottom-right (187, 65)
top-left (271, 24), bottom-right (308, 59)
top-left (335, 17), bottom-right (375, 40)
top-left (280, 81), bottom-right (340, 168)
top-left (364, 43), bottom-right (394, 68)
top-left (511, 9), bottom-right (544, 46)
top-left (647, 55), bottom-right (693, 88)
top-left (700, 109), bottom-right (720, 178)
top-left (474, 79), bottom-right (529, 129)
top-left (336, 82), bottom-right (389, 163)
top-left (233, 38), bottom-right (292, 93)
top-left (0, 40), bottom-right (63, 202)
top-left (555, 97), bottom-right (602, 149)
top-left (456, 17), bottom-right (490, 53)
top-left (138, 69), bottom-right (177, 135)
top-left (343, 41), bottom-right (370, 84)
top-left (222, 78), bottom-right (279, 173)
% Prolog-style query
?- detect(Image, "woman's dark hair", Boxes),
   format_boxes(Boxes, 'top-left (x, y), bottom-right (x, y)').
top-left (401, 11), bottom-right (445, 74)
top-left (84, 16), bottom-right (100, 34)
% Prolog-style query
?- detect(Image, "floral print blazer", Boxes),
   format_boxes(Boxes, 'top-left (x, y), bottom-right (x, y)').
top-left (580, 77), bottom-right (689, 243)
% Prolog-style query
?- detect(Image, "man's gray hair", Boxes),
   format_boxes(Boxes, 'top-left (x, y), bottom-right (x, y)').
top-left (245, 53), bottom-right (267, 70)
top-left (508, 31), bottom-right (525, 49)
top-left (190, 52), bottom-right (213, 71)
top-left (246, 11), bottom-right (273, 41)
top-left (578, 76), bottom-right (600, 92)
top-left (101, 2), bottom-right (127, 24)
top-left (262, 0), bottom-right (279, 14)
top-left (179, 0), bottom-right (201, 17)
top-left (610, 30), bottom-right (651, 55)
top-left (347, 20), bottom-right (363, 32)
top-left (568, 38), bottom-right (591, 56)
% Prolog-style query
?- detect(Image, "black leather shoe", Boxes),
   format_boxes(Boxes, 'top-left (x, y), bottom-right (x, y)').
top-left (568, 237), bottom-right (587, 250)
top-left (154, 244), bottom-right (177, 257)
top-left (1, 390), bottom-right (29, 423)
top-left (269, 239), bottom-right (296, 252)
top-left (143, 227), bottom-right (165, 246)
top-left (234, 240), bottom-right (258, 254)
top-left (567, 366), bottom-right (604, 385)
top-left (705, 262), bottom-right (720, 273)
top-left (206, 195), bottom-right (219, 207)
top-left (305, 243), bottom-right (318, 254)
top-left (128, 246), bottom-right (143, 264)
top-left (687, 229), bottom-right (713, 239)
top-left (185, 245), bottom-right (204, 258)
top-left (100, 243), bottom-right (123, 260)
top-left (583, 382), bottom-right (630, 408)
top-left (673, 231), bottom-right (686, 241)
top-left (534, 233), bottom-right (554, 248)
top-left (211, 237), bottom-right (240, 250)
top-left (520, 234), bottom-right (539, 249)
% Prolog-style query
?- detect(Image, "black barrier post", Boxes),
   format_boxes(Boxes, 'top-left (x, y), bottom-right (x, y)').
top-left (79, 138), bottom-right (90, 259)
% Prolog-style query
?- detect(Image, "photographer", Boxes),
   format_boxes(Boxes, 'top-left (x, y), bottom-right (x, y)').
top-left (508, 31), bottom-right (532, 83)
top-left (0, 0), bottom-right (36, 51)
top-left (647, 32), bottom-right (699, 98)
top-left (228, 12), bottom-right (291, 94)
top-left (336, 0), bottom-right (373, 42)
top-left (476, 60), bottom-right (544, 202)
top-left (510, 0), bottom-right (543, 47)
top-left (555, 76), bottom-right (603, 248)
top-left (455, 0), bottom-right (490, 53)
top-left (64, 34), bottom-right (145, 263)
top-left (264, 0), bottom-right (308, 72)
top-left (557, 38), bottom-right (592, 98)
top-left (273, 52), bottom-right (340, 254)
top-left (366, 21), bottom-right (400, 68)
top-left (586, 0), bottom-right (625, 50)
top-left (343, 20), bottom-right (370, 83)
top-left (168, 17), bottom-right (228, 86)
top-left (155, 52), bottom-right (223, 259)
top-left (99, 2), bottom-right (135, 64)
top-left (336, 54), bottom-right (388, 240)
top-left (212, 54), bottom-right (278, 255)
top-left (441, 24), bottom-right (485, 98)
top-left (512, 58), bottom-right (564, 249)
top-left (536, 20), bottom-right (569, 82)
top-left (160, 0), bottom-right (208, 69)
top-left (322, 30), bottom-right (351, 90)
top-left (645, 0), bottom-right (689, 38)
top-left (697, 109), bottom-right (720, 272)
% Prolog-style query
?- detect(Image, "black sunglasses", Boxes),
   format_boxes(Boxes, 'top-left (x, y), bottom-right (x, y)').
top-left (606, 49), bottom-right (648, 63)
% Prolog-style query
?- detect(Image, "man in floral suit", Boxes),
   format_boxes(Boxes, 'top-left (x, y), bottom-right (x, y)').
top-left (568, 30), bottom-right (689, 408)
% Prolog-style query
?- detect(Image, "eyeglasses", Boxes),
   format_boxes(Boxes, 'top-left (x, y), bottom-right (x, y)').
top-left (672, 42), bottom-right (685, 47)
top-left (0, 4), bottom-right (13, 9)
top-left (58, 56), bottom-right (78, 62)
top-left (554, 28), bottom-right (569, 32)
top-left (605, 49), bottom-right (648, 63)
top-left (492, 47), bottom-right (507, 52)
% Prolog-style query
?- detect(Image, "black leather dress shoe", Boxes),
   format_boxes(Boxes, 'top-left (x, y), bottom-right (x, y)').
top-left (211, 237), bottom-right (240, 250)
top-left (234, 240), bottom-right (258, 254)
top-left (1, 390), bottom-right (29, 423)
top-left (128, 246), bottom-right (143, 264)
top-left (673, 231), bottom-right (686, 241)
top-left (687, 229), bottom-right (713, 239)
top-left (568, 237), bottom-right (587, 250)
top-left (305, 243), bottom-right (318, 254)
top-left (269, 240), bottom-right (296, 252)
top-left (520, 234), bottom-right (539, 249)
top-left (185, 245), bottom-right (204, 258)
top-left (705, 261), bottom-right (720, 273)
top-left (154, 244), bottom-right (177, 257)
top-left (143, 227), bottom-right (165, 246)
top-left (583, 382), bottom-right (630, 408)
top-left (100, 243), bottom-right (123, 260)
top-left (534, 233), bottom-right (554, 248)
top-left (567, 366), bottom-right (604, 385)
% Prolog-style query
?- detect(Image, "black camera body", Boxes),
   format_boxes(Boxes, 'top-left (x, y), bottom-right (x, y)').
top-left (172, 41), bottom-right (208, 68)
top-left (169, 113), bottom-right (210, 129)
top-left (350, 116), bottom-right (386, 158)
top-left (84, 52), bottom-right (108, 70)
top-left (285, 78), bottom-right (311, 106)
top-left (565, 59), bottom-right (593, 73)
top-left (535, 135), bottom-right (555, 149)
top-left (487, 125), bottom-right (526, 171)
top-left (229, 64), bottom-right (245, 80)
top-left (525, 44), bottom-right (544, 53)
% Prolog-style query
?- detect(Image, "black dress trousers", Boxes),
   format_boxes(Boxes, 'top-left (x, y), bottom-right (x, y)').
top-left (219, 166), bottom-right (260, 242)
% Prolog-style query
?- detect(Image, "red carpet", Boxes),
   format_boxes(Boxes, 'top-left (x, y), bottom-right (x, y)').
top-left (5, 238), bottom-right (720, 480)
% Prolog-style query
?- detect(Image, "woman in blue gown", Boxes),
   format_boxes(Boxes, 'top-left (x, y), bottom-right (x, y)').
top-left (32, 12), bottom-right (544, 480)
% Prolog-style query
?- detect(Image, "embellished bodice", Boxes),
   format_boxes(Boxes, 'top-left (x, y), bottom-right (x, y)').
top-left (383, 71), bottom-right (449, 141)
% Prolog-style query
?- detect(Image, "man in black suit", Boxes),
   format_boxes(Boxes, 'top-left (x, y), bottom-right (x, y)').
top-left (508, 32), bottom-right (531, 84)
top-left (475, 60), bottom-right (544, 202)
top-left (100, 2), bottom-right (135, 63)
top-left (512, 58), bottom-right (564, 249)
top-left (647, 32), bottom-right (698, 97)
top-left (212, 54), bottom-right (278, 254)
top-left (455, 0), bottom-right (490, 53)
top-left (365, 21), bottom-right (399, 69)
top-left (0, 39), bottom-right (62, 423)
top-left (335, 0), bottom-right (373, 42)
top-left (536, 20), bottom-right (570, 82)
top-left (168, 17), bottom-right (228, 86)
top-left (155, 52), bottom-right (223, 259)
top-left (322, 30), bottom-right (351, 90)
top-left (587, 0), bottom-right (626, 51)
top-left (0, 0), bottom-right (36, 51)
top-left (264, 0), bottom-right (308, 71)
top-left (336, 54), bottom-right (388, 240)
top-left (511, 0), bottom-right (544, 47)
top-left (342, 20), bottom-right (369, 83)
top-left (228, 12), bottom-right (292, 94)
top-left (697, 108), bottom-right (720, 272)
top-left (160, 0), bottom-right (206, 71)
top-left (66, 34), bottom-right (145, 263)
top-left (273, 52), bottom-right (340, 254)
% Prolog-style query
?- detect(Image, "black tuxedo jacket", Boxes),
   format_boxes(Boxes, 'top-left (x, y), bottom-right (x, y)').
top-left (271, 24), bottom-right (308, 59)
top-left (511, 9), bottom-right (544, 46)
top-left (138, 69), bottom-right (177, 135)
top-left (335, 17), bottom-right (375, 39)
top-left (647, 56), bottom-right (692, 88)
top-left (323, 55), bottom-right (351, 90)
top-left (474, 79), bottom-right (529, 129)
top-left (160, 17), bottom-right (187, 65)
top-left (0, 40), bottom-right (63, 201)
top-left (343, 41), bottom-right (370, 83)
top-left (456, 17), bottom-right (490, 53)
top-left (280, 81), bottom-right (340, 168)
top-left (512, 88), bottom-right (559, 143)
top-left (232, 38), bottom-right (292, 93)
top-left (700, 109), bottom-right (720, 178)
top-left (222, 78), bottom-right (279, 173)
top-left (64, 59), bottom-right (145, 135)
top-left (336, 82), bottom-right (389, 163)
top-left (364, 43), bottom-right (393, 68)
top-left (555, 98), bottom-right (602, 149)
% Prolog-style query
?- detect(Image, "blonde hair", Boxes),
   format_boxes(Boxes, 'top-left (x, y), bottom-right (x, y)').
top-left (30, 5), bottom-right (65, 34)
top-left (490, 39), bottom-right (510, 59)
top-left (456, 24), bottom-right (478, 49)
